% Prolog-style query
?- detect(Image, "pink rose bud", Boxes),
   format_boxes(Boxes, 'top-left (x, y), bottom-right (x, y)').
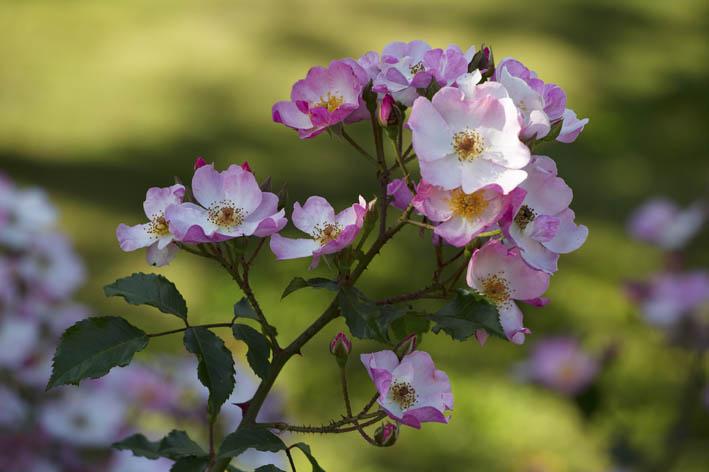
top-left (378, 94), bottom-right (395, 126)
top-left (394, 333), bottom-right (417, 359)
top-left (193, 157), bottom-right (207, 170)
top-left (240, 161), bottom-right (253, 173)
top-left (329, 332), bottom-right (351, 366)
top-left (374, 422), bottom-right (399, 447)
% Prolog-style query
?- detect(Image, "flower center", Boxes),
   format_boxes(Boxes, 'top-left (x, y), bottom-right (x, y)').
top-left (514, 205), bottom-right (536, 230)
top-left (449, 188), bottom-right (489, 220)
top-left (481, 274), bottom-right (510, 305)
top-left (148, 215), bottom-right (171, 237)
top-left (315, 92), bottom-right (344, 113)
top-left (453, 129), bottom-right (486, 161)
top-left (314, 223), bottom-right (342, 245)
top-left (389, 380), bottom-right (417, 410)
top-left (208, 201), bottom-right (244, 229)
top-left (409, 61), bottom-right (424, 74)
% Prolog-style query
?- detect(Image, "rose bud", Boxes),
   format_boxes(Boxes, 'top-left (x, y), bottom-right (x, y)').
top-left (193, 156), bottom-right (208, 170)
top-left (329, 332), bottom-right (352, 366)
top-left (374, 422), bottom-right (399, 447)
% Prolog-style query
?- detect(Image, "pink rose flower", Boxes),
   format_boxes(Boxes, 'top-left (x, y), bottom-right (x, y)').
top-left (269, 196), bottom-right (366, 269)
top-left (360, 350), bottom-right (453, 429)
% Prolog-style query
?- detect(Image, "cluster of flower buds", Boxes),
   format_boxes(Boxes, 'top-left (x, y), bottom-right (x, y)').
top-left (625, 198), bottom-right (708, 338)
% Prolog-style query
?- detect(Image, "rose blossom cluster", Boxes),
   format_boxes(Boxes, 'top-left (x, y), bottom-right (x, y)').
top-left (0, 175), bottom-right (284, 471)
top-left (625, 198), bottom-right (708, 333)
top-left (271, 41), bottom-right (588, 346)
top-left (111, 40), bottom-right (589, 435)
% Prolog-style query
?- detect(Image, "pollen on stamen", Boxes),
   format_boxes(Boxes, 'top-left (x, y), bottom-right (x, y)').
top-left (208, 200), bottom-right (244, 229)
top-left (315, 92), bottom-right (344, 113)
top-left (409, 62), bottom-right (424, 74)
top-left (449, 188), bottom-right (489, 220)
top-left (481, 274), bottom-right (510, 305)
top-left (389, 380), bottom-right (417, 410)
top-left (515, 205), bottom-right (536, 230)
top-left (313, 223), bottom-right (342, 246)
top-left (453, 129), bottom-right (486, 162)
top-left (148, 215), bottom-right (171, 238)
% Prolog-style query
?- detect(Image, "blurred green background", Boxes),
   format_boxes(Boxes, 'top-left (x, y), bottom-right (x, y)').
top-left (2, 0), bottom-right (708, 470)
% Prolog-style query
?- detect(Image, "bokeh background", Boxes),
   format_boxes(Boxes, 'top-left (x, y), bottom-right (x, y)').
top-left (2, 0), bottom-right (709, 470)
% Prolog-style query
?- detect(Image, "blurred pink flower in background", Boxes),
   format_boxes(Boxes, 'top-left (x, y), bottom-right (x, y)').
top-left (517, 337), bottom-right (599, 396)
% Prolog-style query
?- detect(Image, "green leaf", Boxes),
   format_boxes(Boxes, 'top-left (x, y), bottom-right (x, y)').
top-left (159, 430), bottom-right (205, 459)
top-left (184, 327), bottom-right (236, 416)
top-left (390, 312), bottom-right (431, 344)
top-left (233, 297), bottom-right (259, 321)
top-left (113, 430), bottom-right (205, 462)
top-left (430, 289), bottom-right (504, 341)
top-left (281, 277), bottom-right (338, 299)
top-left (104, 273), bottom-right (188, 320)
top-left (337, 287), bottom-right (405, 342)
top-left (227, 467), bottom-right (247, 472)
top-left (170, 456), bottom-right (210, 472)
top-left (218, 428), bottom-right (286, 459)
top-left (255, 466), bottom-right (286, 472)
top-left (232, 324), bottom-right (271, 380)
top-left (47, 316), bottom-right (149, 389)
top-left (290, 443), bottom-right (326, 472)
top-left (113, 433), bottom-right (161, 459)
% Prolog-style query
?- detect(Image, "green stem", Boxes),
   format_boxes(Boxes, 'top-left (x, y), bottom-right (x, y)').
top-left (147, 322), bottom-right (233, 338)
top-left (340, 366), bottom-right (378, 446)
top-left (341, 128), bottom-right (378, 165)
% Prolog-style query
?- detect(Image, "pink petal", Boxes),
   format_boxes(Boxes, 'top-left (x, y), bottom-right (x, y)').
top-left (543, 208), bottom-right (588, 254)
top-left (269, 234), bottom-right (319, 260)
top-left (143, 184), bottom-right (185, 219)
top-left (408, 97), bottom-right (454, 162)
top-left (292, 196), bottom-right (336, 235)
top-left (116, 223), bottom-right (153, 251)
top-left (146, 242), bottom-right (178, 267)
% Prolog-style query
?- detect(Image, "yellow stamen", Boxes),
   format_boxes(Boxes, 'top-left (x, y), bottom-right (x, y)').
top-left (453, 129), bottom-right (486, 161)
top-left (314, 223), bottom-right (342, 245)
top-left (208, 202), bottom-right (244, 228)
top-left (148, 215), bottom-right (171, 237)
top-left (315, 92), bottom-right (344, 113)
top-left (481, 274), bottom-right (510, 305)
top-left (449, 188), bottom-right (489, 220)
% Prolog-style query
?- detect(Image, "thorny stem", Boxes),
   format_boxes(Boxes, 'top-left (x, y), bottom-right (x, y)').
top-left (262, 412), bottom-right (387, 435)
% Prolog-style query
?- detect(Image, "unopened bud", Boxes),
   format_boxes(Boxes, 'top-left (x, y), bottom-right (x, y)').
top-left (329, 332), bottom-right (351, 366)
top-left (468, 44), bottom-right (494, 78)
top-left (394, 334), bottom-right (417, 359)
top-left (378, 94), bottom-right (396, 126)
top-left (194, 157), bottom-right (208, 170)
top-left (374, 422), bottom-right (399, 447)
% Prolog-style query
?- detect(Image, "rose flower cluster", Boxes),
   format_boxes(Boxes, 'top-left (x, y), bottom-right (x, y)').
top-left (109, 40), bottom-right (589, 458)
